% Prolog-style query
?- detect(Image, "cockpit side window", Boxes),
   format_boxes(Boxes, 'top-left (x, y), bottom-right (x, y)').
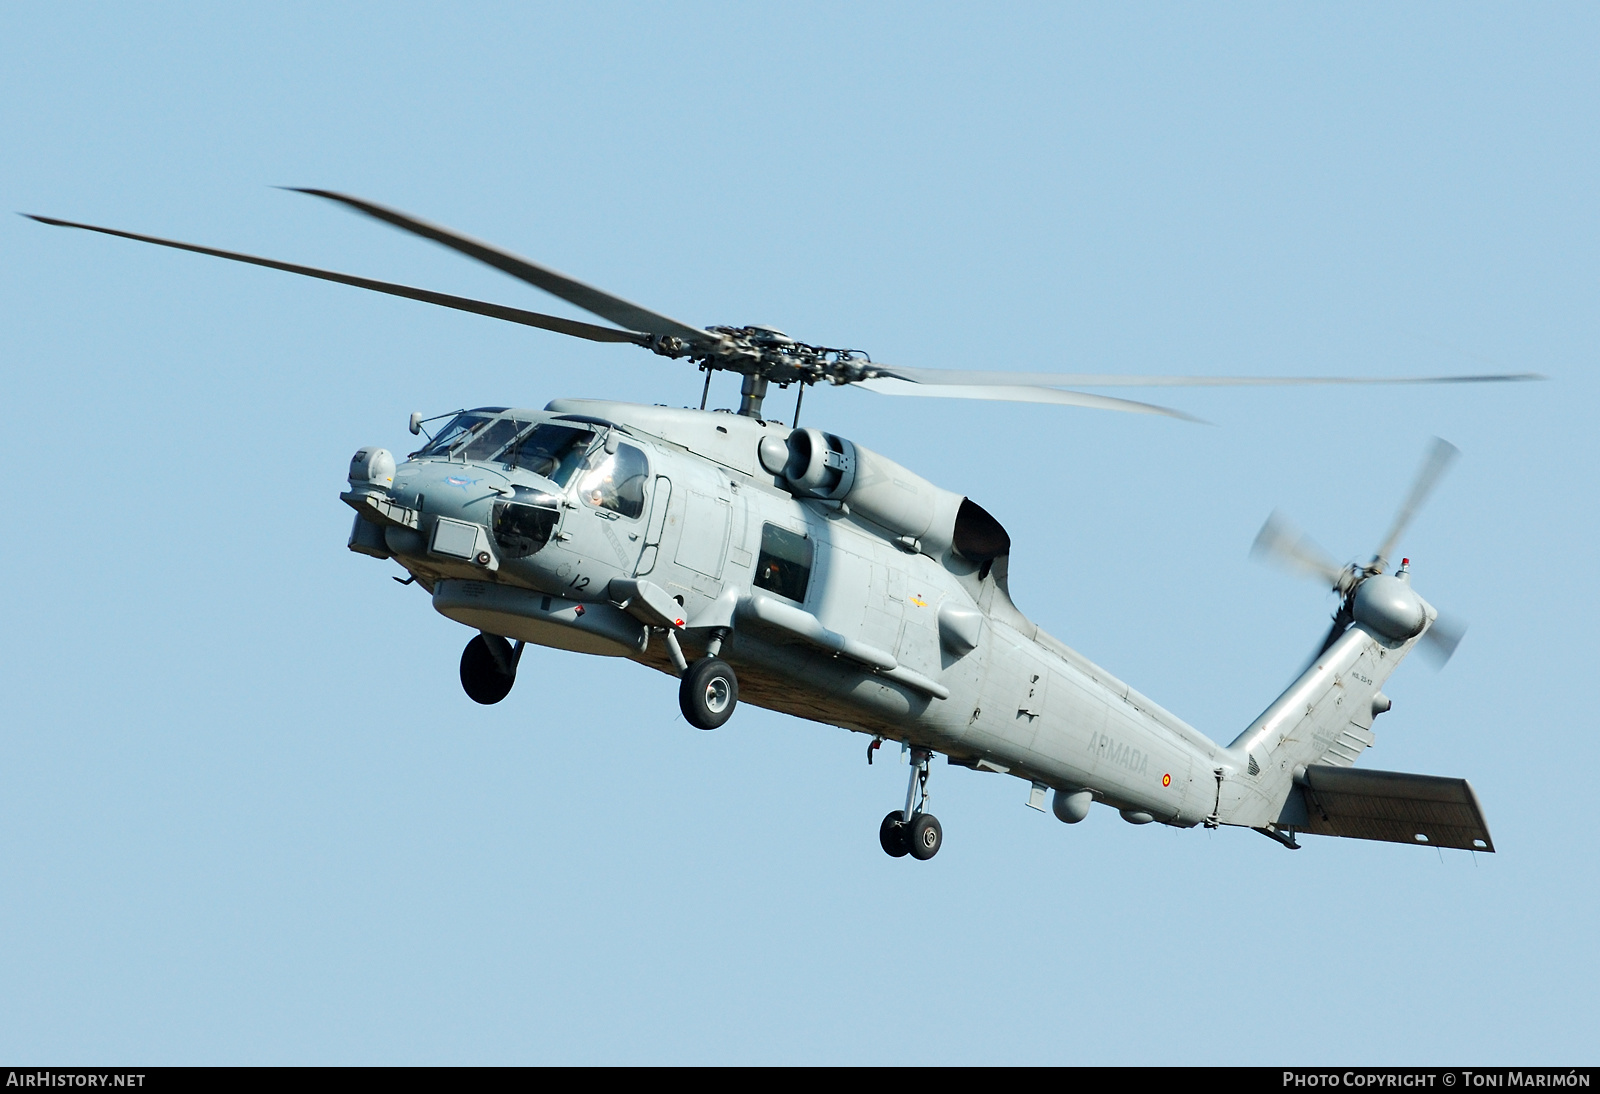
top-left (753, 523), bottom-right (812, 603)
top-left (577, 443), bottom-right (649, 519)
top-left (505, 424), bottom-right (594, 486)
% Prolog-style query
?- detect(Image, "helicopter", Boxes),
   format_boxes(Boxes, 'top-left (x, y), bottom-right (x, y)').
top-left (28, 191), bottom-right (1537, 860)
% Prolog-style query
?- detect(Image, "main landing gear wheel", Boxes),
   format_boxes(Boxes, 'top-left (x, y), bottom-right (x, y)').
top-left (679, 656), bottom-right (738, 729)
top-left (907, 813), bottom-right (942, 860)
top-left (879, 811), bottom-right (910, 858)
top-left (880, 746), bottom-right (943, 860)
top-left (460, 633), bottom-right (520, 705)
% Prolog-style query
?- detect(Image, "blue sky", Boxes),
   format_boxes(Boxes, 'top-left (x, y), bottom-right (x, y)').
top-left (2, 2), bottom-right (1595, 1064)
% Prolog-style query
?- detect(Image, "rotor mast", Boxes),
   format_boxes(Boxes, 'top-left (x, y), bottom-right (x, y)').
top-left (738, 376), bottom-right (768, 418)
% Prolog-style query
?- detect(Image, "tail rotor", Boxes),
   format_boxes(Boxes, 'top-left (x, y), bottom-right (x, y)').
top-left (1250, 510), bottom-right (1350, 591)
top-left (1250, 437), bottom-right (1468, 670)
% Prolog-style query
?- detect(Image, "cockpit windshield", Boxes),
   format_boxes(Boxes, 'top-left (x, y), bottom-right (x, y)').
top-left (457, 417), bottom-right (525, 462)
top-left (415, 409), bottom-right (506, 458)
top-left (415, 412), bottom-right (605, 486)
top-left (503, 424), bottom-right (594, 486)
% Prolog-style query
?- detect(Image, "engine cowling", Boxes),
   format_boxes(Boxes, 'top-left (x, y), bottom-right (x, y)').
top-left (783, 427), bottom-right (856, 498)
top-left (778, 429), bottom-right (1008, 564)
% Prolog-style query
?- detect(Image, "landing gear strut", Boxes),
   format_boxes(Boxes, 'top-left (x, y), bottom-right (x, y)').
top-left (460, 633), bottom-right (522, 705)
top-left (879, 747), bottom-right (943, 860)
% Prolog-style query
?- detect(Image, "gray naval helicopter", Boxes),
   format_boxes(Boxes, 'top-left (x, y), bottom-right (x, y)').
top-left (30, 191), bottom-right (1537, 860)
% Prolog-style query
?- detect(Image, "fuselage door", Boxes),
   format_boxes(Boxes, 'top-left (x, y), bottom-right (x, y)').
top-left (563, 439), bottom-right (654, 579)
top-left (674, 490), bottom-right (732, 579)
top-left (896, 594), bottom-right (941, 678)
top-left (635, 475), bottom-right (673, 576)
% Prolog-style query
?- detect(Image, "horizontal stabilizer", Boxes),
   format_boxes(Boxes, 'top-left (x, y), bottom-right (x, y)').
top-left (1285, 765), bottom-right (1495, 852)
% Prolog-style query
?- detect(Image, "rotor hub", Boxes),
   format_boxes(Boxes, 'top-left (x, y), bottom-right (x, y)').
top-left (674, 325), bottom-right (874, 391)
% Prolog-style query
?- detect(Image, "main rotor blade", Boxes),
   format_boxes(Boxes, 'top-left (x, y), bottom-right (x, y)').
top-left (24, 214), bottom-right (650, 346)
top-left (288, 189), bottom-right (712, 346)
top-left (1372, 437), bottom-right (1460, 571)
top-left (1251, 509), bottom-right (1345, 587)
top-left (853, 376), bottom-right (1199, 420)
top-left (874, 366), bottom-right (1544, 388)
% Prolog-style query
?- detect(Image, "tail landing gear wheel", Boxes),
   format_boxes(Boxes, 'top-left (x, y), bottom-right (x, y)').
top-left (879, 811), bottom-right (910, 858)
top-left (907, 813), bottom-right (943, 860)
top-left (460, 634), bottom-right (517, 705)
top-left (679, 657), bottom-right (738, 729)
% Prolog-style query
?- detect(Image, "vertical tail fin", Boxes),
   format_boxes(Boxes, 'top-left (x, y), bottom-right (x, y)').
top-left (1217, 621), bottom-right (1415, 829)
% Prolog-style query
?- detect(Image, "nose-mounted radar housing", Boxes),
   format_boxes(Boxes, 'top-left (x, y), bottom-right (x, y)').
top-left (341, 446), bottom-right (419, 548)
top-left (347, 447), bottom-right (396, 492)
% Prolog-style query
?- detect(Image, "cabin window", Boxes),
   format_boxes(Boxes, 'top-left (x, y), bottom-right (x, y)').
top-left (577, 443), bottom-right (650, 519)
top-left (754, 523), bottom-right (812, 603)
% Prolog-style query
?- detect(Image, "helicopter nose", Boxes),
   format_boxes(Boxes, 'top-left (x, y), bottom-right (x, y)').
top-left (341, 445), bottom-right (425, 537)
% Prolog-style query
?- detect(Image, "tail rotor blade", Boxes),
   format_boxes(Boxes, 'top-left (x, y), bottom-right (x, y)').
top-left (1250, 510), bottom-right (1345, 587)
top-left (1419, 613), bottom-right (1467, 669)
top-left (1372, 437), bottom-right (1460, 572)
